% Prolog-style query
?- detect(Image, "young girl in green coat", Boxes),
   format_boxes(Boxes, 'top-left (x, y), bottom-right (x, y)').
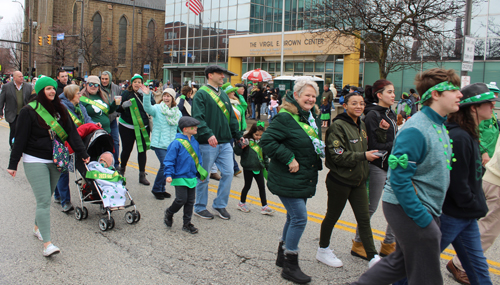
top-left (234, 122), bottom-right (274, 215)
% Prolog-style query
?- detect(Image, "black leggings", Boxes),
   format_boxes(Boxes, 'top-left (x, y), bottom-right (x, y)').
top-left (119, 124), bottom-right (150, 172)
top-left (240, 169), bottom-right (267, 206)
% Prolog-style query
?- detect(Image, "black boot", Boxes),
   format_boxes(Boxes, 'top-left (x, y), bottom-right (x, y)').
top-left (281, 253), bottom-right (311, 284)
top-left (276, 241), bottom-right (285, 267)
top-left (117, 166), bottom-right (126, 176)
top-left (164, 210), bottom-right (173, 227)
top-left (139, 172), bottom-right (150, 185)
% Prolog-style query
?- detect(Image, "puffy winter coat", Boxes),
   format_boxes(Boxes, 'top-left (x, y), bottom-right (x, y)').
top-left (143, 93), bottom-right (181, 149)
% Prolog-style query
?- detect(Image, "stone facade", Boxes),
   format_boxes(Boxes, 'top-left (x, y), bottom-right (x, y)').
top-left (24, 0), bottom-right (164, 82)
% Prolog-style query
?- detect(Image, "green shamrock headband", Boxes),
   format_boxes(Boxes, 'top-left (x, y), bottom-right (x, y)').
top-left (417, 81), bottom-right (459, 104)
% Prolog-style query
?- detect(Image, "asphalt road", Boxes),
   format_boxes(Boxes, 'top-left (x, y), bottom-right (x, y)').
top-left (0, 119), bottom-right (499, 285)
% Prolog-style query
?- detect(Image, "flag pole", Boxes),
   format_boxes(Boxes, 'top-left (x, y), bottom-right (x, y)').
top-left (185, 0), bottom-right (190, 66)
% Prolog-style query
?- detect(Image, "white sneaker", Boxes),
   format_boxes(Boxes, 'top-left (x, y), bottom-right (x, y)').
top-left (33, 228), bottom-right (43, 241)
top-left (261, 205), bottom-right (274, 215)
top-left (316, 247), bottom-right (343, 267)
top-left (369, 254), bottom-right (381, 268)
top-left (237, 202), bottom-right (250, 213)
top-left (43, 244), bottom-right (60, 257)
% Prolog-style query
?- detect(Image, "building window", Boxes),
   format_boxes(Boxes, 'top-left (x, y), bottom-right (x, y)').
top-left (92, 13), bottom-right (102, 52)
top-left (118, 16), bottom-right (127, 64)
top-left (147, 20), bottom-right (155, 40)
top-left (168, 32), bottom-right (177, 39)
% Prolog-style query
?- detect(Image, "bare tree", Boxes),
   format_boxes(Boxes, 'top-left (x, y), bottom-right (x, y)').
top-left (136, 26), bottom-right (165, 80)
top-left (80, 26), bottom-right (112, 74)
top-left (49, 25), bottom-right (79, 68)
top-left (0, 14), bottom-right (24, 72)
top-left (306, 0), bottom-right (467, 79)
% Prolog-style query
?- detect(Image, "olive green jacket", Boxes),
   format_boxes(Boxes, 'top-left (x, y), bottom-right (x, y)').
top-left (261, 93), bottom-right (323, 198)
top-left (325, 112), bottom-right (369, 186)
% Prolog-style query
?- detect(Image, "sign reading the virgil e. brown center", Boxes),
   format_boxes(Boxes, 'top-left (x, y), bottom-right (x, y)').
top-left (228, 31), bottom-right (355, 57)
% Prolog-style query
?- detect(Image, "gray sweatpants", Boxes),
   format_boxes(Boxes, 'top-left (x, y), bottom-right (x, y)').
top-left (352, 202), bottom-right (443, 285)
top-left (354, 164), bottom-right (395, 244)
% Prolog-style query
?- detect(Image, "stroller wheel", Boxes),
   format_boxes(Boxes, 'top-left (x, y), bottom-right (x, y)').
top-left (107, 217), bottom-right (115, 230)
top-left (75, 207), bottom-right (83, 220)
top-left (98, 218), bottom-right (108, 231)
top-left (133, 211), bottom-right (141, 223)
top-left (99, 204), bottom-right (107, 215)
top-left (125, 211), bottom-right (135, 224)
top-left (82, 207), bottom-right (88, 219)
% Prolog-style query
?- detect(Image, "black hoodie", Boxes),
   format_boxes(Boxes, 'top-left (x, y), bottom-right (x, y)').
top-left (364, 105), bottom-right (397, 171)
top-left (442, 122), bottom-right (488, 219)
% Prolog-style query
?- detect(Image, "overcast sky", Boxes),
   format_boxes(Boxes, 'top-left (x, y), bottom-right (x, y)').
top-left (0, 0), bottom-right (25, 32)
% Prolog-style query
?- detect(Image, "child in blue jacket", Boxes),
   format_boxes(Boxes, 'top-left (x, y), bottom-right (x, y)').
top-left (163, 117), bottom-right (207, 234)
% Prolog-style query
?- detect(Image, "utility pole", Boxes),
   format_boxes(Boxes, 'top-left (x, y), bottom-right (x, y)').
top-left (80, 0), bottom-right (84, 78)
top-left (131, 0), bottom-right (135, 76)
top-left (461, 0), bottom-right (472, 77)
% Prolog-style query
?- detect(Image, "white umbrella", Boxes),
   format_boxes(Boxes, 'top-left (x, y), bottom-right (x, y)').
top-left (241, 68), bottom-right (273, 82)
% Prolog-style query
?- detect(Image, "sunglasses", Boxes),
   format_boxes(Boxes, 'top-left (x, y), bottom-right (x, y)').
top-left (88, 83), bottom-right (99, 88)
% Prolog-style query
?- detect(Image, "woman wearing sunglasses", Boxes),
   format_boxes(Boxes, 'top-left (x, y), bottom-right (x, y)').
top-left (80, 76), bottom-right (117, 134)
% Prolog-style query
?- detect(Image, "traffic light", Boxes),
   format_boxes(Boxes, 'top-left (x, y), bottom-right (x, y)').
top-left (47, 35), bottom-right (52, 45)
top-left (38, 36), bottom-right (43, 46)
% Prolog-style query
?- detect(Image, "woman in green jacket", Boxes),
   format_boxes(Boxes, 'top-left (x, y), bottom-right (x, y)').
top-left (261, 78), bottom-right (324, 284)
top-left (317, 92), bottom-right (385, 269)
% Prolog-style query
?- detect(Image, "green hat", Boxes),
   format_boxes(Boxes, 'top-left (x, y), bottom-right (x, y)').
top-left (487, 83), bottom-right (499, 93)
top-left (35, 76), bottom-right (57, 94)
top-left (131, 74), bottom-right (143, 83)
top-left (222, 82), bottom-right (238, 94)
top-left (459, 82), bottom-right (499, 107)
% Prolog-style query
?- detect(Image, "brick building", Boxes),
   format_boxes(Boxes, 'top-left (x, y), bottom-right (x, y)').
top-left (23, 0), bottom-right (164, 82)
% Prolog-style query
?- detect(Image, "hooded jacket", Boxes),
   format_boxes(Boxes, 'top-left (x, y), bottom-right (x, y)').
top-left (59, 93), bottom-right (94, 125)
top-left (364, 105), bottom-right (397, 171)
top-left (442, 122), bottom-right (488, 219)
top-left (325, 112), bottom-right (370, 186)
top-left (100, 71), bottom-right (122, 122)
top-left (261, 92), bottom-right (322, 198)
top-left (163, 133), bottom-right (203, 180)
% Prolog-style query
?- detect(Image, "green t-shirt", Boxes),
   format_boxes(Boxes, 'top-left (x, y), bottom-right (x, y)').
top-left (82, 94), bottom-right (117, 133)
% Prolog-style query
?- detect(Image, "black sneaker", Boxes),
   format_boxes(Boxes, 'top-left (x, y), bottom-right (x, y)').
top-left (182, 223), bottom-right (199, 234)
top-left (164, 211), bottom-right (173, 227)
top-left (213, 208), bottom-right (231, 220)
top-left (153, 192), bottom-right (165, 200)
top-left (193, 210), bottom-right (214, 220)
top-left (162, 192), bottom-right (172, 198)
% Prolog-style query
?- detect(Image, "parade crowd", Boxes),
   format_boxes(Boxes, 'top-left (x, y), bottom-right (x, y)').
top-left (1, 65), bottom-right (500, 285)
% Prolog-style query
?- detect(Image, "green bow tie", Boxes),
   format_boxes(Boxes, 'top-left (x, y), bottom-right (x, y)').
top-left (388, 154), bottom-right (408, 170)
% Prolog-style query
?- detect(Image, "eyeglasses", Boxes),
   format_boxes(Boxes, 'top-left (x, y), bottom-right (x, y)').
top-left (88, 83), bottom-right (99, 88)
top-left (348, 102), bottom-right (366, 107)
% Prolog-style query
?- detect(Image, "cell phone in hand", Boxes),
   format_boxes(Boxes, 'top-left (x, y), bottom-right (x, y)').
top-left (373, 150), bottom-right (388, 157)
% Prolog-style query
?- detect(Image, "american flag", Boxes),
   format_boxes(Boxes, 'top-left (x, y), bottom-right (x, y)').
top-left (186, 0), bottom-right (204, 15)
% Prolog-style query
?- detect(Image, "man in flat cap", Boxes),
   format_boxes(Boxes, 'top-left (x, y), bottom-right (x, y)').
top-left (191, 65), bottom-right (244, 220)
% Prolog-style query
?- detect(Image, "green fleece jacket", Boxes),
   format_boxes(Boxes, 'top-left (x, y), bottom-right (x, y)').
top-left (192, 84), bottom-right (243, 144)
top-left (233, 139), bottom-right (269, 171)
top-left (479, 114), bottom-right (499, 158)
top-left (325, 112), bottom-right (369, 186)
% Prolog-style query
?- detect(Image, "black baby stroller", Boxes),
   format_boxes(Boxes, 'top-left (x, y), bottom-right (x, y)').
top-left (73, 129), bottom-right (140, 231)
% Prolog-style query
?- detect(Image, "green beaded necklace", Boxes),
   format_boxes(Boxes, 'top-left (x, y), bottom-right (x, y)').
top-left (433, 124), bottom-right (457, 170)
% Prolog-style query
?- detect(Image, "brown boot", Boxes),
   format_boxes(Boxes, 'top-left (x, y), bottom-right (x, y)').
top-left (139, 172), bottom-right (150, 185)
top-left (350, 239), bottom-right (368, 260)
top-left (379, 242), bottom-right (396, 257)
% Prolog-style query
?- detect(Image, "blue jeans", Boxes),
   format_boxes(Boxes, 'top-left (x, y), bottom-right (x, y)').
top-left (54, 172), bottom-right (70, 207)
top-left (278, 196), bottom-right (308, 252)
top-left (440, 214), bottom-right (492, 285)
top-left (269, 108), bottom-right (277, 123)
top-left (393, 214), bottom-right (492, 285)
top-left (260, 102), bottom-right (268, 115)
top-left (195, 143), bottom-right (234, 212)
top-left (152, 147), bottom-right (168, 193)
top-left (109, 119), bottom-right (120, 168)
top-left (230, 139), bottom-right (240, 172)
top-left (251, 102), bottom-right (256, 119)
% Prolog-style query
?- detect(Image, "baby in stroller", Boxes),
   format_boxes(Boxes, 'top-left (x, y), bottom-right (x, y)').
top-left (86, 151), bottom-right (127, 209)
